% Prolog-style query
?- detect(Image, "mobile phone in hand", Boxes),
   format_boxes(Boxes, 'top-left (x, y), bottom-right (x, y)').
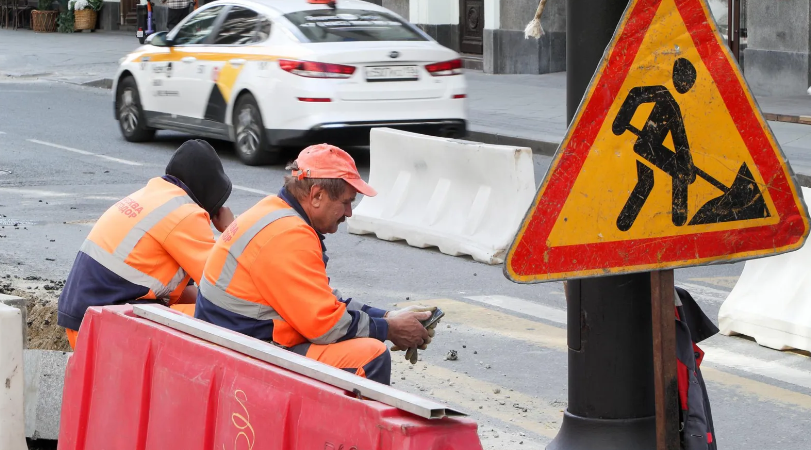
top-left (421, 308), bottom-right (445, 329)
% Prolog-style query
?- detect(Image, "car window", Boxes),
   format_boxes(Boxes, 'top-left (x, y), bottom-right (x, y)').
top-left (254, 16), bottom-right (271, 42)
top-left (283, 9), bottom-right (427, 43)
top-left (213, 6), bottom-right (266, 45)
top-left (173, 6), bottom-right (224, 45)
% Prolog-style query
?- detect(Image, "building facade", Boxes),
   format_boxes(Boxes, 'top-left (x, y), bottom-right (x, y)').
top-left (380, 0), bottom-right (566, 74)
top-left (99, 0), bottom-right (811, 95)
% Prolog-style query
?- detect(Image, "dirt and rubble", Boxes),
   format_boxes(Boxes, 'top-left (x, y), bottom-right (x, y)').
top-left (1, 274), bottom-right (71, 352)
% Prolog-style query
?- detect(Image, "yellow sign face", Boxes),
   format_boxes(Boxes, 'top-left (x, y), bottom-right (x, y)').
top-left (550, 0), bottom-right (777, 246)
top-left (504, 0), bottom-right (809, 283)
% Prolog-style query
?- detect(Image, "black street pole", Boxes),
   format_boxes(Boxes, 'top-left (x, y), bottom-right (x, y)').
top-left (548, 1), bottom-right (657, 448)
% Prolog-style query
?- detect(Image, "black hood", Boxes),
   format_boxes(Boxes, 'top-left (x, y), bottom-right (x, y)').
top-left (165, 140), bottom-right (232, 217)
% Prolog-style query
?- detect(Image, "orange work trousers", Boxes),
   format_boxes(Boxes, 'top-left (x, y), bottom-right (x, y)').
top-left (289, 338), bottom-right (391, 385)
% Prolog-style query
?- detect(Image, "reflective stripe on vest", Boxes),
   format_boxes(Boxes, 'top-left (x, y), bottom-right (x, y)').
top-left (82, 194), bottom-right (193, 299)
top-left (199, 209), bottom-right (300, 322)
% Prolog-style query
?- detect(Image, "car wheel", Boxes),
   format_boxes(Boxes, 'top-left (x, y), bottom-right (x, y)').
top-left (233, 94), bottom-right (279, 166)
top-left (117, 76), bottom-right (155, 142)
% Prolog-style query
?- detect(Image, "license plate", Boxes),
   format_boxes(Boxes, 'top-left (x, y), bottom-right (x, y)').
top-left (365, 65), bottom-right (418, 81)
top-left (136, 30), bottom-right (144, 38)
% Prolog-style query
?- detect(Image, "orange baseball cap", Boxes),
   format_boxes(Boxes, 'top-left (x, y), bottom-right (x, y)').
top-left (293, 144), bottom-right (377, 197)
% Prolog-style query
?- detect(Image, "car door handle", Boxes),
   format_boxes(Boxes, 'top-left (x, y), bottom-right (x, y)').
top-left (229, 58), bottom-right (247, 67)
top-left (181, 56), bottom-right (197, 63)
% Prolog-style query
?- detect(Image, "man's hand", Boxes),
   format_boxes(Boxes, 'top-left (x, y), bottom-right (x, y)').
top-left (386, 310), bottom-right (431, 350)
top-left (212, 206), bottom-right (235, 232)
top-left (390, 307), bottom-right (437, 351)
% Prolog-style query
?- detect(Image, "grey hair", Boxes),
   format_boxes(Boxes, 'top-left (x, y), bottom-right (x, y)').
top-left (284, 161), bottom-right (348, 201)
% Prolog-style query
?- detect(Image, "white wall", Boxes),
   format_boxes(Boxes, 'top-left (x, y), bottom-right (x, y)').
top-left (409, 0), bottom-right (458, 25)
top-left (484, 0), bottom-right (501, 30)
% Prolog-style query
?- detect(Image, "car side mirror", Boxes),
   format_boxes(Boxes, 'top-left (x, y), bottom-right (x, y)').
top-left (146, 31), bottom-right (173, 47)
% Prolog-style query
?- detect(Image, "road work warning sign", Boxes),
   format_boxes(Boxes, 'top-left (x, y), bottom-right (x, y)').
top-left (505, 0), bottom-right (810, 283)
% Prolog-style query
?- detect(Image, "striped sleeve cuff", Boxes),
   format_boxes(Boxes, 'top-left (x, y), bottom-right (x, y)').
top-left (362, 306), bottom-right (388, 318)
top-left (369, 317), bottom-right (389, 342)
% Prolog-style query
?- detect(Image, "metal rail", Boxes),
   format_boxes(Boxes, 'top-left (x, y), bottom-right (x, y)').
top-left (133, 304), bottom-right (466, 420)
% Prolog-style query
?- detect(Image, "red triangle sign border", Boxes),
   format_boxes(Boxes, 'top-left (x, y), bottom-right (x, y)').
top-left (505, 0), bottom-right (810, 283)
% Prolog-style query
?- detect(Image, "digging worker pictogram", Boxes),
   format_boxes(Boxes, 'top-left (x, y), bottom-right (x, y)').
top-left (611, 57), bottom-right (770, 231)
top-left (612, 57), bottom-right (699, 231)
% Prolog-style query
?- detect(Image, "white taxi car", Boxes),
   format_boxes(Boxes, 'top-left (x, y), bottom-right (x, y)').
top-left (113, 0), bottom-right (467, 165)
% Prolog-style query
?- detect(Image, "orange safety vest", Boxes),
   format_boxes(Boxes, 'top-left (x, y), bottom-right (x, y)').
top-left (195, 194), bottom-right (388, 347)
top-left (57, 177), bottom-right (216, 331)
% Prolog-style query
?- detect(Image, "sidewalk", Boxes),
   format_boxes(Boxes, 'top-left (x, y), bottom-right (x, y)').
top-left (0, 29), bottom-right (136, 85)
top-left (3, 28), bottom-right (811, 177)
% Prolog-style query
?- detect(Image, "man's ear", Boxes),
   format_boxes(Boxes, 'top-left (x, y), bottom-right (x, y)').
top-left (310, 185), bottom-right (324, 207)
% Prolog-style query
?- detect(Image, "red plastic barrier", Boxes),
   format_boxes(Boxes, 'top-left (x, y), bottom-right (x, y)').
top-left (58, 305), bottom-right (483, 450)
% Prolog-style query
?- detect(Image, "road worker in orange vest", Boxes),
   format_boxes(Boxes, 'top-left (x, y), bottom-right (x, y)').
top-left (195, 144), bottom-right (436, 385)
top-left (57, 139), bottom-right (235, 350)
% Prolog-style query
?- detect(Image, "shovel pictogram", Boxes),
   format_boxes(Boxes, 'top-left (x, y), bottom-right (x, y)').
top-left (622, 124), bottom-right (771, 226)
top-left (612, 57), bottom-right (770, 231)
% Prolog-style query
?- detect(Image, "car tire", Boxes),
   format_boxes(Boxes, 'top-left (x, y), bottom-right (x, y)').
top-left (232, 93), bottom-right (280, 166)
top-left (117, 76), bottom-right (155, 142)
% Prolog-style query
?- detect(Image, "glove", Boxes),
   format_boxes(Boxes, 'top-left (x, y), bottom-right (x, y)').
top-left (386, 304), bottom-right (436, 319)
top-left (391, 308), bottom-right (441, 364)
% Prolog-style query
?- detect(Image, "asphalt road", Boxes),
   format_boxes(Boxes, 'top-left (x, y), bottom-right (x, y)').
top-left (2, 80), bottom-right (810, 449)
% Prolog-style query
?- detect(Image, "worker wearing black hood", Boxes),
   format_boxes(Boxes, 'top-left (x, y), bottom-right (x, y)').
top-left (58, 140), bottom-right (235, 350)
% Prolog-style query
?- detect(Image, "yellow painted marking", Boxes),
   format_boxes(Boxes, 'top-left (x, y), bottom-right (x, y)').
top-left (702, 367), bottom-right (811, 410)
top-left (406, 299), bottom-right (811, 410)
top-left (395, 299), bottom-right (567, 351)
top-left (689, 276), bottom-right (739, 289)
top-left (392, 358), bottom-right (563, 439)
top-left (547, 0), bottom-right (777, 247)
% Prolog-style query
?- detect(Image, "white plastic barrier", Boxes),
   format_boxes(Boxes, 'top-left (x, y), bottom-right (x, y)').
top-left (347, 128), bottom-right (536, 264)
top-left (718, 186), bottom-right (811, 351)
top-left (0, 303), bottom-right (26, 450)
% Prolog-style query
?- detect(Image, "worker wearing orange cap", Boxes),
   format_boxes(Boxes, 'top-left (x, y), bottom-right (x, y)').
top-left (195, 144), bottom-right (434, 385)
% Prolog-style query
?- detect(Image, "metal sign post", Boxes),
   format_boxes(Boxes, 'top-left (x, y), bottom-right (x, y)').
top-left (727, 0), bottom-right (741, 61)
top-left (650, 270), bottom-right (679, 450)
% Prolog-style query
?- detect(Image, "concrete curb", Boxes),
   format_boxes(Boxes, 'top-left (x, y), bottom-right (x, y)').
top-left (24, 350), bottom-right (70, 441)
top-left (763, 113), bottom-right (811, 126)
top-left (81, 78), bottom-right (113, 89)
top-left (466, 130), bottom-right (559, 156)
top-left (0, 72), bottom-right (53, 79)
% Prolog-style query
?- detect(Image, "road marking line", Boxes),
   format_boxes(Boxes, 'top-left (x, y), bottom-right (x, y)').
top-left (28, 139), bottom-right (143, 166)
top-left (689, 276), bottom-right (739, 290)
top-left (702, 348), bottom-right (811, 390)
top-left (0, 188), bottom-right (73, 197)
top-left (391, 356), bottom-right (560, 441)
top-left (233, 185), bottom-right (271, 196)
top-left (408, 298), bottom-right (567, 350)
top-left (678, 282), bottom-right (731, 302)
top-left (466, 295), bottom-right (567, 325)
top-left (441, 296), bottom-right (811, 392)
top-left (28, 139), bottom-right (93, 155)
top-left (412, 299), bottom-right (811, 410)
top-left (702, 366), bottom-right (811, 410)
top-left (94, 154), bottom-right (142, 166)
